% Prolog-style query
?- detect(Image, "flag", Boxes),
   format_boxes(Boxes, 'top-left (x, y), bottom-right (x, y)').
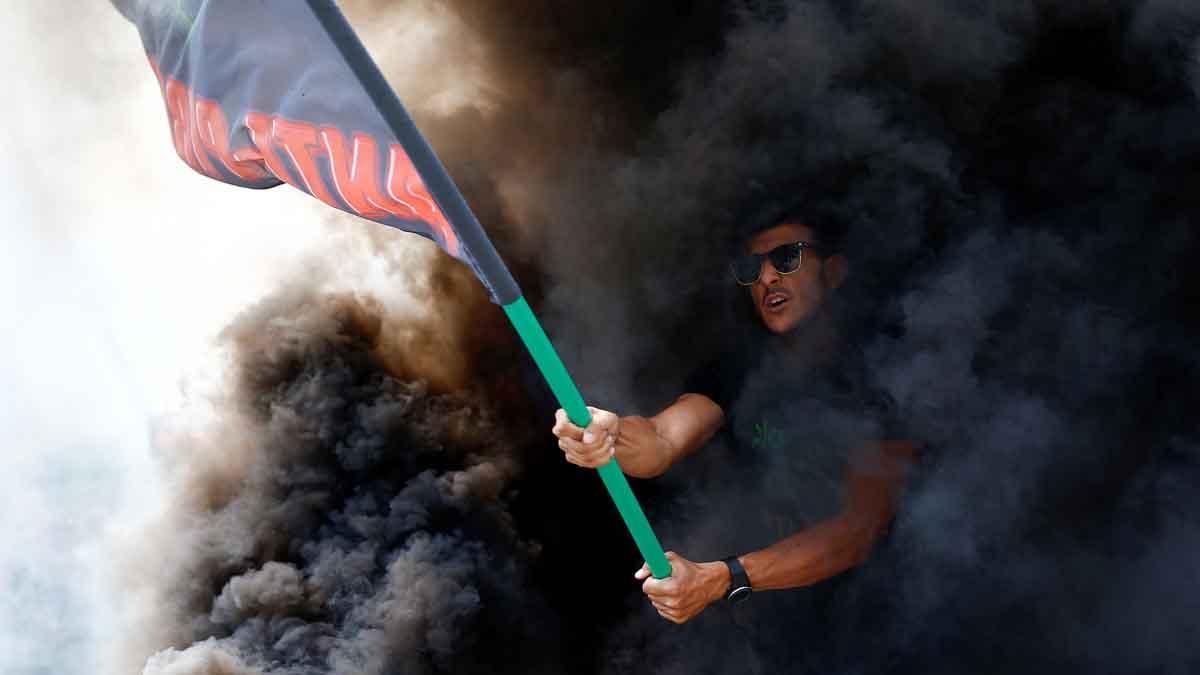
top-left (114, 0), bottom-right (518, 304)
top-left (114, 0), bottom-right (673, 579)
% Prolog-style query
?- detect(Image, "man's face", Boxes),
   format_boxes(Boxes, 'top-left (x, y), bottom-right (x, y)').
top-left (745, 223), bottom-right (841, 335)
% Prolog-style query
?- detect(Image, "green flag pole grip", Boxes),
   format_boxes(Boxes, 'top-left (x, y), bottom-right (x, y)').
top-left (502, 296), bottom-right (672, 579)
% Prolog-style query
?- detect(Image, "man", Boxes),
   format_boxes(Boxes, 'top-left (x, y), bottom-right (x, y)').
top-left (551, 212), bottom-right (916, 625)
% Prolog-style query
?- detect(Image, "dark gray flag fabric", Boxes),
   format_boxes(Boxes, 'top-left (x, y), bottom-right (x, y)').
top-left (115, 0), bottom-right (520, 303)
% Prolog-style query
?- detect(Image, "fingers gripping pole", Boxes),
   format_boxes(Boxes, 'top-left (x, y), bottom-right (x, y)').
top-left (502, 296), bottom-right (672, 579)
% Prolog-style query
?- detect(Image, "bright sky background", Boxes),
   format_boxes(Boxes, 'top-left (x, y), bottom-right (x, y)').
top-left (0, 4), bottom-right (436, 673)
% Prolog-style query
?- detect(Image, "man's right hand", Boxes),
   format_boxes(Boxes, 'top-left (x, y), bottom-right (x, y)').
top-left (552, 406), bottom-right (620, 468)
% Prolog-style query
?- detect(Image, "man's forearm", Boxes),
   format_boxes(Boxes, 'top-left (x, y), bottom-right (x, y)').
top-left (738, 441), bottom-right (914, 590)
top-left (612, 415), bottom-right (676, 478)
top-left (575, 394), bottom-right (720, 479)
top-left (738, 511), bottom-right (886, 590)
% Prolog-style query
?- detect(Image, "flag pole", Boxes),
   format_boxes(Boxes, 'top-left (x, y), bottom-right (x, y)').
top-left (304, 0), bottom-right (672, 579)
top-left (502, 297), bottom-right (671, 578)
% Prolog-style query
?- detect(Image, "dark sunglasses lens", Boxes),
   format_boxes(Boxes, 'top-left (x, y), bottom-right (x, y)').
top-left (731, 255), bottom-right (762, 284)
top-left (768, 243), bottom-right (803, 274)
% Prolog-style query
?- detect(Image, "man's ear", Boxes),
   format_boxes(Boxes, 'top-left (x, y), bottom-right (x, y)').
top-left (821, 254), bottom-right (849, 289)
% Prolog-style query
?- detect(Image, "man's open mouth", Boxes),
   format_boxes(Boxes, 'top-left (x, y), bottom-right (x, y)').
top-left (763, 291), bottom-right (790, 311)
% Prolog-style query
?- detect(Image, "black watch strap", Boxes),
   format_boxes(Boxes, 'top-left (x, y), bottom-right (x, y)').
top-left (722, 556), bottom-right (752, 603)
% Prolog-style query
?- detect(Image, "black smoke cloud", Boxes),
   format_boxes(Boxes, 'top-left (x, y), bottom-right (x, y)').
top-left (124, 1), bottom-right (1200, 673)
top-left (131, 287), bottom-right (574, 674)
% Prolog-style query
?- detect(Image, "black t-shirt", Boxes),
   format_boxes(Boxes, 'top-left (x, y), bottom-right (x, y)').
top-left (638, 338), bottom-right (902, 671)
top-left (682, 338), bottom-right (897, 541)
top-left (647, 337), bottom-right (901, 671)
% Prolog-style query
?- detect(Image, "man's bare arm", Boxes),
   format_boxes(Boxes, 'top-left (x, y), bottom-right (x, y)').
top-left (552, 394), bottom-right (724, 478)
top-left (739, 440), bottom-right (916, 590)
top-left (633, 440), bottom-right (917, 624)
top-left (615, 394), bottom-right (724, 477)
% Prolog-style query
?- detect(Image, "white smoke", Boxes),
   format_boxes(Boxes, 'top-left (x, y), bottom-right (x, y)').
top-left (0, 3), bottom-right (451, 674)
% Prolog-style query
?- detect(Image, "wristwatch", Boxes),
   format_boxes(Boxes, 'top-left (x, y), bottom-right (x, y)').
top-left (722, 556), bottom-right (752, 604)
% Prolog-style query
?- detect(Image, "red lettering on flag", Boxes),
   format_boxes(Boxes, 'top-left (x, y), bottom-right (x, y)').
top-left (321, 128), bottom-right (408, 220)
top-left (386, 146), bottom-right (461, 256)
top-left (244, 112), bottom-right (300, 188)
top-left (151, 58), bottom-right (273, 185)
top-left (161, 78), bottom-right (198, 170)
top-left (271, 118), bottom-right (339, 208)
top-left (148, 58), bottom-right (460, 257)
top-left (320, 129), bottom-right (461, 255)
top-left (192, 99), bottom-right (272, 183)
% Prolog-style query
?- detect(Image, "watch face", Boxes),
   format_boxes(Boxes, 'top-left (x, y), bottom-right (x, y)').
top-left (728, 585), bottom-right (752, 604)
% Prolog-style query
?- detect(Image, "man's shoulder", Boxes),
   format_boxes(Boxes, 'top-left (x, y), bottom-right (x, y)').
top-left (684, 348), bottom-right (758, 412)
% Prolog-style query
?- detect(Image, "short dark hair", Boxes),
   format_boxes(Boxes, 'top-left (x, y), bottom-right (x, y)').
top-left (761, 204), bottom-right (846, 254)
top-left (739, 199), bottom-right (847, 256)
top-left (733, 162), bottom-right (869, 255)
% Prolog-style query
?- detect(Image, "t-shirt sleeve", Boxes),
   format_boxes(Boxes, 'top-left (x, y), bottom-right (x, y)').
top-left (683, 352), bottom-right (744, 412)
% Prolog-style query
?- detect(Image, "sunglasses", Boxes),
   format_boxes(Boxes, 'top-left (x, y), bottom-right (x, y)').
top-left (730, 241), bottom-right (823, 286)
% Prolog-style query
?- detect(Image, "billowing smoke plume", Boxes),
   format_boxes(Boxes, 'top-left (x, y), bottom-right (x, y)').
top-left (121, 1), bottom-right (1200, 674)
top-left (124, 285), bottom-right (569, 674)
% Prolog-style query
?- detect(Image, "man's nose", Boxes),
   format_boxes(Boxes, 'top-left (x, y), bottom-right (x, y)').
top-left (757, 258), bottom-right (781, 285)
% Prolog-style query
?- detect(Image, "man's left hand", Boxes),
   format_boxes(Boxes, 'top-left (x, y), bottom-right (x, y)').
top-left (635, 551), bottom-right (730, 624)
